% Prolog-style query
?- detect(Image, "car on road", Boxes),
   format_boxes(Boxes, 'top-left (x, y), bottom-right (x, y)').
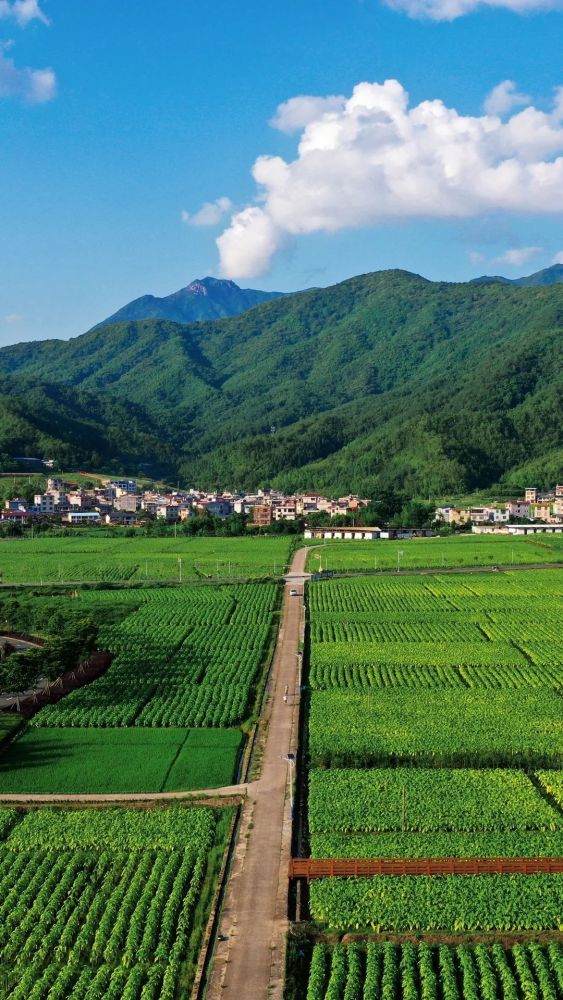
top-left (289, 589), bottom-right (299, 596)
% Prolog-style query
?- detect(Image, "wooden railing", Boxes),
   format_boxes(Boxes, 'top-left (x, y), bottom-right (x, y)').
top-left (288, 857), bottom-right (563, 880)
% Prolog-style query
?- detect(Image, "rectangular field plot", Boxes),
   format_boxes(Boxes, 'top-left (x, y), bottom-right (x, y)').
top-left (308, 768), bottom-right (562, 834)
top-left (0, 727), bottom-right (242, 794)
top-left (300, 942), bottom-right (563, 1000)
top-left (0, 805), bottom-right (227, 999)
top-left (0, 534), bottom-right (293, 583)
top-left (305, 534), bottom-right (563, 572)
top-left (310, 829), bottom-right (563, 858)
top-left (30, 582), bottom-right (278, 728)
top-left (307, 570), bottom-right (563, 691)
top-left (309, 873), bottom-right (563, 931)
top-left (309, 690), bottom-right (563, 768)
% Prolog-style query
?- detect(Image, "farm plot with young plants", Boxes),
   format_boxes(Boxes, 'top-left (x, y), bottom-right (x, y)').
top-left (0, 805), bottom-right (229, 999)
top-left (303, 567), bottom-right (563, 940)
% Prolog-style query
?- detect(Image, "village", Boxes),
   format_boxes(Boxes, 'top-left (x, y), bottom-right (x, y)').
top-left (1, 477), bottom-right (562, 535)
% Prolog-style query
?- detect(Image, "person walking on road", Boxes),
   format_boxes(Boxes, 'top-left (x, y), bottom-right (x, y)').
top-left (283, 684), bottom-right (288, 704)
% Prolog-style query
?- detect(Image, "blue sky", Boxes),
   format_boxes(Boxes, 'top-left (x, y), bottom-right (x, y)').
top-left (0, 0), bottom-right (562, 344)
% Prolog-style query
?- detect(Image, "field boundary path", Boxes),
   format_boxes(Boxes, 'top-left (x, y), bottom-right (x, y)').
top-left (205, 547), bottom-right (308, 1000)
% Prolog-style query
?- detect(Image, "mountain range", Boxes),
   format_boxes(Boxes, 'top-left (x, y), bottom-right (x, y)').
top-left (0, 269), bottom-right (561, 496)
top-left (470, 263), bottom-right (563, 288)
top-left (93, 276), bottom-right (286, 328)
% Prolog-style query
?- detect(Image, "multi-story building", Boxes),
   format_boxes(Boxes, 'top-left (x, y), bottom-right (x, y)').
top-left (250, 504), bottom-right (272, 527)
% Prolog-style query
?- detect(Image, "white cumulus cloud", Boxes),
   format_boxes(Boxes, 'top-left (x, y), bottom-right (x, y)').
top-left (0, 46), bottom-right (55, 101)
top-left (0, 0), bottom-right (49, 26)
top-left (181, 196), bottom-right (233, 227)
top-left (384, 0), bottom-right (563, 20)
top-left (270, 94), bottom-right (346, 133)
top-left (484, 80), bottom-right (531, 117)
top-left (216, 79), bottom-right (563, 279)
top-left (495, 246), bottom-right (544, 266)
top-left (552, 251), bottom-right (563, 263)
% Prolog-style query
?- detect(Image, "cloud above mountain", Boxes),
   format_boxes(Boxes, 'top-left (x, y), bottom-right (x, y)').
top-left (217, 79), bottom-right (563, 279)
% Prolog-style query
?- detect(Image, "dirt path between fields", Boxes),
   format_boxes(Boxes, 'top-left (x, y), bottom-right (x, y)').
top-left (0, 784), bottom-right (248, 804)
top-left (204, 547), bottom-right (307, 1000)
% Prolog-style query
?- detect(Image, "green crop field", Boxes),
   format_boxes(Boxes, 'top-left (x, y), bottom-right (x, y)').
top-left (310, 830), bottom-right (563, 859)
top-left (309, 873), bottom-right (563, 931)
top-left (0, 728), bottom-right (242, 794)
top-left (306, 533), bottom-right (563, 573)
top-left (296, 942), bottom-right (563, 1000)
top-left (309, 689), bottom-right (562, 768)
top-left (0, 580), bottom-right (277, 793)
top-left (0, 805), bottom-right (230, 998)
top-left (304, 567), bottom-right (563, 943)
top-left (308, 768), bottom-right (562, 834)
top-left (0, 534), bottom-right (293, 584)
top-left (29, 582), bottom-right (279, 727)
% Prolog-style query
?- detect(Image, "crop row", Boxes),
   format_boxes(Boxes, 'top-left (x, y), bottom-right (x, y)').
top-left (310, 829), bottom-right (563, 859)
top-left (309, 661), bottom-right (563, 691)
top-left (0, 961), bottom-right (181, 1000)
top-left (310, 642), bottom-right (529, 671)
top-left (310, 621), bottom-right (487, 644)
top-left (308, 769), bottom-right (562, 835)
top-left (303, 941), bottom-right (563, 1000)
top-left (309, 873), bottom-right (563, 931)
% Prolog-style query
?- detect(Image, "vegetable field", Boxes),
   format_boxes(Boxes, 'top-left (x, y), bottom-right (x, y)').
top-left (29, 582), bottom-right (278, 727)
top-left (304, 567), bottom-right (563, 938)
top-left (308, 769), bottom-right (562, 834)
top-left (298, 942), bottom-right (563, 1000)
top-left (309, 873), bottom-right (563, 931)
top-left (0, 805), bottom-right (228, 999)
top-left (309, 689), bottom-right (562, 768)
top-left (0, 534), bottom-right (293, 584)
top-left (305, 533), bottom-right (563, 573)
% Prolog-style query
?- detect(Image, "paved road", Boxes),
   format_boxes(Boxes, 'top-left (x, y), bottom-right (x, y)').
top-left (207, 546), bottom-right (308, 1000)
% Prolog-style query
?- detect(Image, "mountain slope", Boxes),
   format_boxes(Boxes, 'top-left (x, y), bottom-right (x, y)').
top-left (471, 263), bottom-right (563, 288)
top-left (1, 270), bottom-right (561, 493)
top-left (93, 276), bottom-right (286, 328)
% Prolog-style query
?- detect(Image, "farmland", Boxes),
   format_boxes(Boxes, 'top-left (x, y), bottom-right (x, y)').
top-left (0, 579), bottom-right (279, 792)
top-left (30, 582), bottom-right (279, 727)
top-left (0, 728), bottom-right (242, 794)
top-left (0, 534), bottom-right (294, 584)
top-left (296, 942), bottom-right (563, 1000)
top-left (0, 805), bottom-right (230, 998)
top-left (303, 567), bottom-right (563, 939)
top-left (305, 533), bottom-right (563, 573)
top-left (309, 874), bottom-right (563, 931)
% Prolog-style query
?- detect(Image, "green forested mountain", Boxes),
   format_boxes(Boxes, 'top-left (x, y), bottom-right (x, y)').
top-left (471, 263), bottom-right (563, 288)
top-left (92, 276), bottom-right (286, 328)
top-left (0, 270), bottom-right (561, 495)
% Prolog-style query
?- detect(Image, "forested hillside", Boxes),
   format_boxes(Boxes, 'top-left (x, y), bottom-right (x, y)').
top-left (0, 270), bottom-right (561, 494)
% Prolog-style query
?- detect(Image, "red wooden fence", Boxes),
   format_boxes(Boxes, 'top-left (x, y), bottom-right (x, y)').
top-left (288, 857), bottom-right (563, 880)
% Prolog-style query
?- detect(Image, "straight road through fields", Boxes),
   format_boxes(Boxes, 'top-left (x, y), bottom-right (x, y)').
top-left (206, 545), bottom-right (309, 1000)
